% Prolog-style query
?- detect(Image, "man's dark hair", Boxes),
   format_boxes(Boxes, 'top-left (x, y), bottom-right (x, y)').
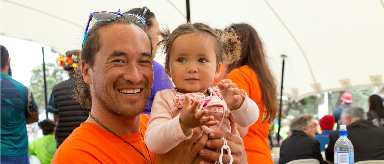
top-left (38, 119), bottom-right (55, 135)
top-left (81, 17), bottom-right (151, 67)
top-left (1, 45), bottom-right (9, 69)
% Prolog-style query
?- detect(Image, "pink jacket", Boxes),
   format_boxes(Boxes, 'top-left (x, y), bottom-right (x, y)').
top-left (144, 87), bottom-right (259, 154)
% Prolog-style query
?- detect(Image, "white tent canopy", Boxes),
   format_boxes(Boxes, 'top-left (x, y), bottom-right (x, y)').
top-left (1, 0), bottom-right (384, 101)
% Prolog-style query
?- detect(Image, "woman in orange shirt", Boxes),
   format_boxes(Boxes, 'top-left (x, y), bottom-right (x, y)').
top-left (225, 23), bottom-right (278, 164)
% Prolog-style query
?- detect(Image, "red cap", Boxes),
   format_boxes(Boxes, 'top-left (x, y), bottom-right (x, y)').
top-left (319, 115), bottom-right (335, 130)
top-left (341, 93), bottom-right (353, 103)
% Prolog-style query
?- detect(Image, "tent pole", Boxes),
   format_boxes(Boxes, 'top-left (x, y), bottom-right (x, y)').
top-left (186, 0), bottom-right (190, 22)
top-left (277, 54), bottom-right (287, 145)
top-left (42, 47), bottom-right (48, 119)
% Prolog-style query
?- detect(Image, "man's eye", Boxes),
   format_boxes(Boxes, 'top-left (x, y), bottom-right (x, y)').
top-left (198, 58), bottom-right (208, 63)
top-left (139, 60), bottom-right (152, 64)
top-left (177, 58), bottom-right (186, 63)
top-left (112, 59), bottom-right (125, 63)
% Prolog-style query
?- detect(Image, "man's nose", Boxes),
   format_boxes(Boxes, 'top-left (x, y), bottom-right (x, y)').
top-left (123, 64), bottom-right (141, 83)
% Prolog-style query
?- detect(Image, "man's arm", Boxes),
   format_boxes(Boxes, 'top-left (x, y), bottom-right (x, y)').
top-left (26, 91), bottom-right (39, 124)
top-left (154, 127), bottom-right (206, 164)
top-left (26, 111), bottom-right (39, 124)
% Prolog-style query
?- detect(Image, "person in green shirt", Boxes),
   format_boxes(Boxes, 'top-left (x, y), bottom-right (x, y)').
top-left (29, 119), bottom-right (57, 164)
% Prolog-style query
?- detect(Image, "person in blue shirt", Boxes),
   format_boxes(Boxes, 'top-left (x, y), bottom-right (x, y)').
top-left (127, 7), bottom-right (173, 114)
top-left (332, 92), bottom-right (352, 128)
top-left (1, 45), bottom-right (39, 164)
top-left (314, 115), bottom-right (335, 151)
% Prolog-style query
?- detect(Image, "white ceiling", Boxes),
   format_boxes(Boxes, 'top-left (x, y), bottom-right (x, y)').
top-left (1, 0), bottom-right (383, 100)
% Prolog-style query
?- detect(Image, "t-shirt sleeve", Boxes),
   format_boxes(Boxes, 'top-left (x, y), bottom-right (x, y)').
top-left (29, 92), bottom-right (38, 112)
top-left (230, 90), bottom-right (259, 127)
top-left (47, 92), bottom-right (58, 115)
top-left (144, 90), bottom-right (192, 154)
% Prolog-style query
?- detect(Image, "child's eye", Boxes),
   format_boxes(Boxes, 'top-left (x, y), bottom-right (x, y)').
top-left (177, 58), bottom-right (186, 63)
top-left (198, 58), bottom-right (208, 63)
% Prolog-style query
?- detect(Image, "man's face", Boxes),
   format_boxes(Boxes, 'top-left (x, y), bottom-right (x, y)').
top-left (83, 23), bottom-right (153, 117)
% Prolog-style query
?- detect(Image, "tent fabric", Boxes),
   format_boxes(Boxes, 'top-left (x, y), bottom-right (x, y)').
top-left (1, 0), bottom-right (383, 101)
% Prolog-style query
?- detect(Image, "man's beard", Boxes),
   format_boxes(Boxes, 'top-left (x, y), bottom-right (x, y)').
top-left (8, 67), bottom-right (12, 76)
top-left (93, 84), bottom-right (150, 118)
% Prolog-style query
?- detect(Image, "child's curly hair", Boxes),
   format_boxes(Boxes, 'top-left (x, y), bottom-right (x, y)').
top-left (159, 23), bottom-right (241, 74)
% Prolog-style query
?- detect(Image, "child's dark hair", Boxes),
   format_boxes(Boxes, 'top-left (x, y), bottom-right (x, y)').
top-left (38, 119), bottom-right (55, 135)
top-left (159, 22), bottom-right (241, 74)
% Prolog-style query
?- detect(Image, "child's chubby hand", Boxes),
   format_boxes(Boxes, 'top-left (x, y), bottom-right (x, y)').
top-left (179, 95), bottom-right (219, 136)
top-left (217, 79), bottom-right (245, 110)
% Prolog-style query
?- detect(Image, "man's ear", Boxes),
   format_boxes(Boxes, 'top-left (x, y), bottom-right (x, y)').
top-left (81, 61), bottom-right (92, 84)
top-left (345, 116), bottom-right (352, 124)
top-left (7, 58), bottom-right (10, 67)
top-left (214, 63), bottom-right (223, 79)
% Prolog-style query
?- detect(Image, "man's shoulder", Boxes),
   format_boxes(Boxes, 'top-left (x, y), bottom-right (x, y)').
top-left (1, 75), bottom-right (27, 90)
top-left (53, 123), bottom-right (99, 159)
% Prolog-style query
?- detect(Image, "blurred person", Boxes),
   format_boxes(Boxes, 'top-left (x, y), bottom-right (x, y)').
top-left (224, 23), bottom-right (278, 164)
top-left (29, 119), bottom-right (57, 164)
top-left (314, 115), bottom-right (335, 151)
top-left (332, 92), bottom-right (353, 128)
top-left (279, 114), bottom-right (327, 164)
top-left (127, 7), bottom-right (173, 114)
top-left (366, 94), bottom-right (384, 127)
top-left (326, 106), bottom-right (384, 162)
top-left (47, 50), bottom-right (89, 148)
top-left (52, 16), bottom-right (248, 163)
top-left (1, 45), bottom-right (39, 163)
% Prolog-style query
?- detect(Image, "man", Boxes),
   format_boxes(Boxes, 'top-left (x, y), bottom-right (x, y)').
top-left (325, 106), bottom-right (384, 162)
top-left (279, 114), bottom-right (327, 164)
top-left (333, 92), bottom-right (353, 128)
top-left (1, 45), bottom-right (39, 163)
top-left (52, 17), bottom-right (246, 163)
top-left (47, 50), bottom-right (89, 148)
top-left (29, 119), bottom-right (57, 164)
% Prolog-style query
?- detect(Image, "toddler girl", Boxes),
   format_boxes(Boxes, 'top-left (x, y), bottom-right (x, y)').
top-left (144, 23), bottom-right (259, 154)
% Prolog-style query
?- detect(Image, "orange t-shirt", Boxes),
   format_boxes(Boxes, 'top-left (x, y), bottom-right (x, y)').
top-left (51, 114), bottom-right (154, 164)
top-left (226, 65), bottom-right (272, 164)
top-left (212, 64), bottom-right (226, 86)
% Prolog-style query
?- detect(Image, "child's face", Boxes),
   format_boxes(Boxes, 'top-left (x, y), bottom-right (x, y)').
top-left (167, 32), bottom-right (220, 94)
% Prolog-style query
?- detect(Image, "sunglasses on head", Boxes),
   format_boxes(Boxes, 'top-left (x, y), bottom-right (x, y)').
top-left (141, 6), bottom-right (150, 18)
top-left (82, 11), bottom-right (146, 46)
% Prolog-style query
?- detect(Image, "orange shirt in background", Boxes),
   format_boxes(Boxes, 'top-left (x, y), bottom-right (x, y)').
top-left (52, 114), bottom-right (153, 164)
top-left (212, 64), bottom-right (226, 86)
top-left (226, 65), bottom-right (273, 164)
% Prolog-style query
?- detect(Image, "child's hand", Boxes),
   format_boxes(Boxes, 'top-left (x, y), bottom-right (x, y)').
top-left (218, 79), bottom-right (245, 110)
top-left (179, 95), bottom-right (220, 136)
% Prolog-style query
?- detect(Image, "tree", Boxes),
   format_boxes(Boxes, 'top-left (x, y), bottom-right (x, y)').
top-left (29, 63), bottom-right (67, 111)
